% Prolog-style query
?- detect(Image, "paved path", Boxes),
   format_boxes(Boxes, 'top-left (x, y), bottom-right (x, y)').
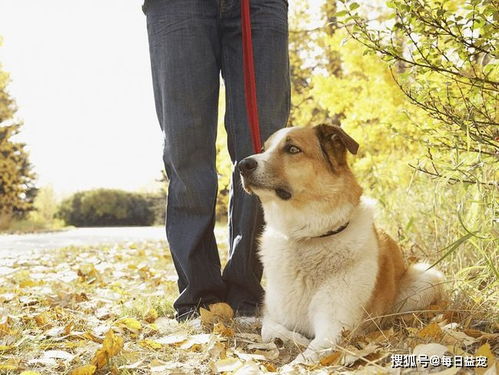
top-left (0, 225), bottom-right (227, 255)
top-left (0, 226), bottom-right (168, 254)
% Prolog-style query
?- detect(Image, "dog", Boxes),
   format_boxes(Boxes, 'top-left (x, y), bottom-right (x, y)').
top-left (238, 124), bottom-right (444, 364)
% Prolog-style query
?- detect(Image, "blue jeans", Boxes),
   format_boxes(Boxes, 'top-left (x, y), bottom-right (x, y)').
top-left (144, 0), bottom-right (290, 318)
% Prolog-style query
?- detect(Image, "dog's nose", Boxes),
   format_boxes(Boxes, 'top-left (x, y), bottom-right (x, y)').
top-left (238, 157), bottom-right (257, 176)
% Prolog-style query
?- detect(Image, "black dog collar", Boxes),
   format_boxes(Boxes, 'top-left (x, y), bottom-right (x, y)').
top-left (317, 222), bottom-right (349, 238)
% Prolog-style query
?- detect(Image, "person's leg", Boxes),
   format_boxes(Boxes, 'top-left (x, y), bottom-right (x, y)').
top-left (145, 0), bottom-right (226, 319)
top-left (220, 0), bottom-right (290, 314)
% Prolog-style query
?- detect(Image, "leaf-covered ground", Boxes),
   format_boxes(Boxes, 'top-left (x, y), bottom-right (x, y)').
top-left (0, 240), bottom-right (497, 374)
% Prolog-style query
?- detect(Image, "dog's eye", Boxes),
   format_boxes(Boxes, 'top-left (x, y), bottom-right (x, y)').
top-left (286, 145), bottom-right (301, 154)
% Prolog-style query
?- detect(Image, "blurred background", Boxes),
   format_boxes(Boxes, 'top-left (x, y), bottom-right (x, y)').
top-left (0, 0), bottom-right (497, 313)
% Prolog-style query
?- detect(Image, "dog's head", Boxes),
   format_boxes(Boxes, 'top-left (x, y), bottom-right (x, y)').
top-left (239, 124), bottom-right (363, 235)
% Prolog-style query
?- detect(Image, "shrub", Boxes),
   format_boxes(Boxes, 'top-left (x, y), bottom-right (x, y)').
top-left (57, 189), bottom-right (160, 227)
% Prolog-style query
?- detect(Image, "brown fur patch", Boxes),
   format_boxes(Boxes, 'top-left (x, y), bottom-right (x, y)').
top-left (366, 228), bottom-right (407, 321)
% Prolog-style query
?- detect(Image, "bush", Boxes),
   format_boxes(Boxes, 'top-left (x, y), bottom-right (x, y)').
top-left (57, 189), bottom-right (162, 227)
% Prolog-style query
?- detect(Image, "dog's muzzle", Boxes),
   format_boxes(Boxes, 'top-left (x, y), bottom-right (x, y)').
top-left (238, 157), bottom-right (257, 177)
top-left (238, 157), bottom-right (292, 201)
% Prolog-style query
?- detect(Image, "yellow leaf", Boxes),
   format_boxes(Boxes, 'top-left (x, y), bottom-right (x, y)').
top-left (34, 312), bottom-right (49, 327)
top-left (102, 330), bottom-right (124, 357)
top-left (70, 364), bottom-right (97, 375)
top-left (0, 358), bottom-right (19, 370)
top-left (475, 343), bottom-right (496, 375)
top-left (20, 371), bottom-right (41, 375)
top-left (20, 279), bottom-right (39, 288)
top-left (91, 348), bottom-right (108, 369)
top-left (209, 302), bottom-right (234, 321)
top-left (64, 322), bottom-right (74, 335)
top-left (78, 264), bottom-right (98, 282)
top-left (79, 332), bottom-right (103, 343)
top-left (144, 308), bottom-right (158, 323)
top-left (213, 322), bottom-right (234, 337)
top-left (91, 330), bottom-right (124, 369)
top-left (199, 307), bottom-right (214, 325)
top-left (0, 345), bottom-right (13, 352)
top-left (117, 318), bottom-right (142, 332)
top-left (416, 322), bottom-right (443, 339)
top-left (139, 339), bottom-right (162, 350)
top-left (0, 364), bottom-right (18, 370)
top-left (0, 317), bottom-right (15, 336)
top-left (262, 362), bottom-right (277, 372)
top-left (320, 351), bottom-right (342, 366)
top-left (200, 302), bottom-right (234, 326)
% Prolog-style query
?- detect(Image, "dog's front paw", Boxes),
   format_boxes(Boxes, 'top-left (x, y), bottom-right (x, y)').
top-left (290, 349), bottom-right (320, 366)
top-left (261, 321), bottom-right (310, 347)
top-left (261, 322), bottom-right (273, 342)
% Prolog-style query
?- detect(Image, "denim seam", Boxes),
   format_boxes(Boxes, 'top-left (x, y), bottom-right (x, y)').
top-left (220, 30), bottom-right (238, 163)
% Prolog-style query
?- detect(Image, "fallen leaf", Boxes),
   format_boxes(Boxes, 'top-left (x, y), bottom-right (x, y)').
top-left (70, 365), bottom-right (97, 375)
top-left (153, 317), bottom-right (179, 333)
top-left (64, 322), bottom-right (74, 335)
top-left (34, 312), bottom-right (50, 327)
top-left (341, 342), bottom-right (379, 366)
top-left (262, 362), bottom-right (277, 372)
top-left (116, 317), bottom-right (142, 332)
top-left (413, 343), bottom-right (448, 357)
top-left (102, 329), bottom-right (124, 356)
top-left (139, 339), bottom-right (162, 350)
top-left (234, 349), bottom-right (267, 361)
top-left (20, 372), bottom-right (42, 375)
top-left (78, 264), bottom-right (99, 282)
top-left (365, 328), bottom-right (395, 342)
top-left (45, 326), bottom-right (65, 337)
top-left (92, 348), bottom-right (108, 370)
top-left (213, 322), bottom-right (234, 337)
top-left (0, 317), bottom-right (15, 336)
top-left (91, 330), bottom-right (124, 369)
top-left (442, 329), bottom-right (477, 346)
top-left (144, 307), bottom-right (158, 323)
top-left (416, 322), bottom-right (443, 339)
top-left (200, 302), bottom-right (234, 326)
top-left (320, 351), bottom-right (342, 366)
top-left (475, 343), bottom-right (496, 375)
top-left (214, 357), bottom-right (244, 373)
top-left (0, 364), bottom-right (18, 371)
top-left (233, 361), bottom-right (260, 374)
top-left (206, 342), bottom-right (226, 361)
top-left (179, 333), bottom-right (211, 349)
top-left (254, 348), bottom-right (280, 361)
top-left (156, 333), bottom-right (188, 345)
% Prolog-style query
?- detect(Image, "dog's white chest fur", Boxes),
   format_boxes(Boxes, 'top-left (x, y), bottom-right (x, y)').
top-left (260, 198), bottom-right (379, 340)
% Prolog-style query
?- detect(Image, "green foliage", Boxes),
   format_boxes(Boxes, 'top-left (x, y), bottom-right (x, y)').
top-left (215, 87), bottom-right (232, 221)
top-left (0, 60), bottom-right (37, 228)
top-left (3, 185), bottom-right (65, 233)
top-left (57, 189), bottom-right (160, 227)
top-left (288, 0), bottom-right (497, 308)
top-left (337, 0), bottom-right (498, 183)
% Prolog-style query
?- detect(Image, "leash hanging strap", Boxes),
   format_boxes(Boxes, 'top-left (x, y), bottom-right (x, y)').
top-left (241, 0), bottom-right (262, 153)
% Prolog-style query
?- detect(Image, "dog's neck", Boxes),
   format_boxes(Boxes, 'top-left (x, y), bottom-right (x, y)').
top-left (316, 221), bottom-right (350, 238)
top-left (262, 199), bottom-right (358, 240)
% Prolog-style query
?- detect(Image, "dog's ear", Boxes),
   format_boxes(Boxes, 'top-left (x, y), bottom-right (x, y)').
top-left (315, 124), bottom-right (359, 169)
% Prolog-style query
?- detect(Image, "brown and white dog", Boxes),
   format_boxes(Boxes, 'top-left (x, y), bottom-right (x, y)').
top-left (238, 124), bottom-right (444, 364)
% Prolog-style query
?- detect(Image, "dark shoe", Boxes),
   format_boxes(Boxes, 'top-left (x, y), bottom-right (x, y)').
top-left (233, 305), bottom-right (261, 318)
top-left (175, 308), bottom-right (200, 322)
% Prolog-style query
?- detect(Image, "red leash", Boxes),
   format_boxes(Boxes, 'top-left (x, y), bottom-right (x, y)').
top-left (241, 0), bottom-right (262, 153)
